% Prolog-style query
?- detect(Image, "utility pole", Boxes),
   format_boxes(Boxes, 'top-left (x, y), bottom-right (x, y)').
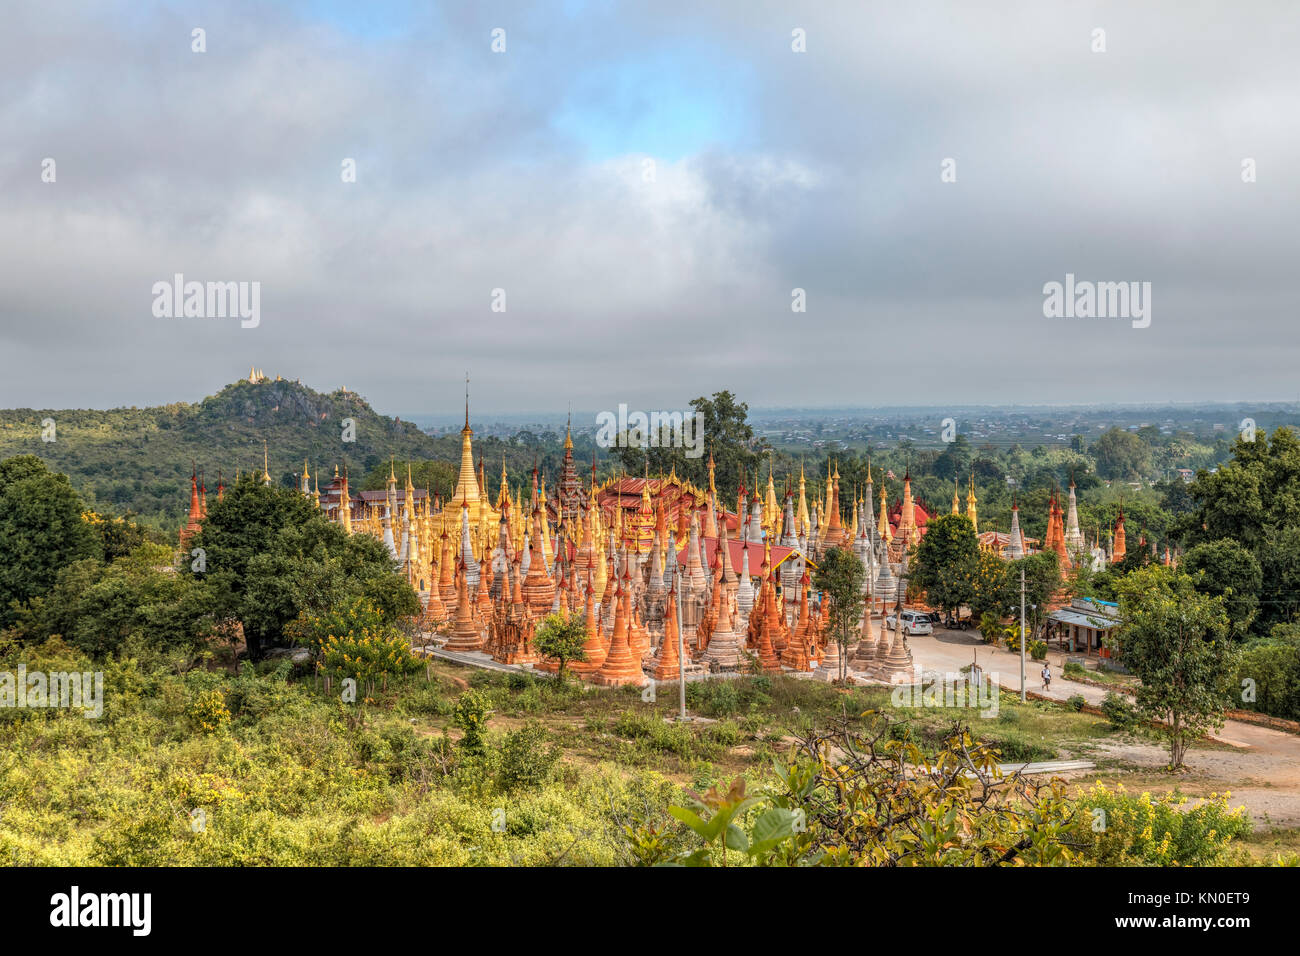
top-left (1019, 567), bottom-right (1027, 702)
top-left (676, 567), bottom-right (687, 722)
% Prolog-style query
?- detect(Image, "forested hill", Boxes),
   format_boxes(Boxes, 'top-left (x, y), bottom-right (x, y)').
top-left (0, 377), bottom-right (450, 529)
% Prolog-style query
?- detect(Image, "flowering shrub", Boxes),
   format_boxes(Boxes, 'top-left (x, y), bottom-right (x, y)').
top-left (188, 689), bottom-right (231, 735)
top-left (310, 598), bottom-right (422, 700)
top-left (1075, 782), bottom-right (1251, 866)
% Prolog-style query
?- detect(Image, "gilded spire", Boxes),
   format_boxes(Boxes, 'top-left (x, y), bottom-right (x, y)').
top-left (966, 471), bottom-right (978, 534)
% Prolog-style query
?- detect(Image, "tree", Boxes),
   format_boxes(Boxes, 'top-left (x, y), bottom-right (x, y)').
top-left (909, 514), bottom-right (978, 620)
top-left (1232, 625), bottom-right (1300, 721)
top-left (1111, 566), bottom-right (1235, 770)
top-left (0, 455), bottom-right (102, 628)
top-left (617, 391), bottom-right (765, 499)
top-left (534, 612), bottom-right (588, 683)
top-left (191, 474), bottom-right (416, 660)
top-left (1007, 552), bottom-right (1060, 641)
top-left (1176, 428), bottom-right (1300, 632)
top-left (1181, 539), bottom-right (1262, 639)
top-left (934, 434), bottom-right (973, 483)
top-left (1092, 428), bottom-right (1151, 480)
top-left (811, 547), bottom-right (865, 682)
top-left (968, 549), bottom-right (1010, 624)
top-left (314, 596), bottom-right (422, 702)
top-left (11, 542), bottom-right (214, 657)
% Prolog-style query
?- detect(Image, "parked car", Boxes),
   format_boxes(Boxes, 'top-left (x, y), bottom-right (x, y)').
top-left (885, 610), bottom-right (934, 636)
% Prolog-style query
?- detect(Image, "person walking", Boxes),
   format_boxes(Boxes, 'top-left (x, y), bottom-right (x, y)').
top-left (1041, 662), bottom-right (1052, 691)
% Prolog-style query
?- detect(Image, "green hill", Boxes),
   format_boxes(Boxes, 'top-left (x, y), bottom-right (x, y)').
top-left (0, 376), bottom-right (601, 535)
top-left (0, 377), bottom-right (448, 530)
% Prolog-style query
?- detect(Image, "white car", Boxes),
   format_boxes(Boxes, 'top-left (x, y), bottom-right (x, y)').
top-left (885, 610), bottom-right (934, 636)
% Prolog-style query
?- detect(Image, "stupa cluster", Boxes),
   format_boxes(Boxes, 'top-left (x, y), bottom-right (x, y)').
top-left (375, 405), bottom-right (927, 686)
top-left (181, 399), bottom-right (934, 685)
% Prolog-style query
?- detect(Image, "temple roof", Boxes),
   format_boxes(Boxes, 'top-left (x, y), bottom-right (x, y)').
top-left (677, 536), bottom-right (809, 573)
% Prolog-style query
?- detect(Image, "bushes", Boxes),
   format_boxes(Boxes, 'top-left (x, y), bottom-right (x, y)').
top-left (1231, 633), bottom-right (1300, 721)
top-left (1066, 694), bottom-right (1087, 712)
top-left (452, 689), bottom-right (492, 754)
top-left (1030, 640), bottom-right (1048, 661)
top-left (1101, 691), bottom-right (1139, 730)
top-left (612, 711), bottom-right (693, 757)
top-left (497, 722), bottom-right (560, 793)
top-left (188, 689), bottom-right (231, 735)
top-left (1075, 782), bottom-right (1252, 866)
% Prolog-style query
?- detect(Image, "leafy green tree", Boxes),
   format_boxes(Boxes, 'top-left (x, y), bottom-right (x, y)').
top-left (1092, 428), bottom-right (1151, 480)
top-left (1257, 525), bottom-right (1300, 631)
top-left (1181, 539), bottom-right (1262, 639)
top-left (934, 434), bottom-right (973, 483)
top-left (534, 612), bottom-right (588, 683)
top-left (1232, 626), bottom-right (1300, 720)
top-left (1111, 566), bottom-right (1235, 770)
top-left (1006, 552), bottom-right (1060, 641)
top-left (1177, 428), bottom-right (1300, 631)
top-left (617, 391), bottom-right (765, 499)
top-left (10, 542), bottom-right (214, 656)
top-left (90, 511), bottom-right (162, 561)
top-left (968, 549), bottom-right (1010, 624)
top-left (191, 474), bottom-right (415, 660)
top-left (0, 455), bottom-right (102, 628)
top-left (909, 514), bottom-right (978, 619)
top-left (811, 547), bottom-right (865, 682)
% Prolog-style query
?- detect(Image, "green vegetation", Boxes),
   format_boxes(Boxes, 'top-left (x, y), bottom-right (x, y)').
top-left (1111, 566), bottom-right (1236, 769)
top-left (3, 407), bottom-right (1298, 866)
top-left (2, 633), bottom-right (1252, 867)
top-left (810, 546), bottom-right (864, 682)
top-left (1074, 782), bottom-right (1252, 866)
top-left (0, 456), bottom-right (102, 629)
top-left (909, 513), bottom-right (978, 619)
top-left (189, 475), bottom-right (419, 660)
top-left (0, 377), bottom-right (606, 531)
top-left (533, 613), bottom-right (588, 683)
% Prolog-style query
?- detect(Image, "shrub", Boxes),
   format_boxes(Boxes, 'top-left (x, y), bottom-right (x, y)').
top-left (1075, 782), bottom-right (1251, 866)
top-left (1101, 691), bottom-right (1138, 730)
top-left (1030, 640), bottom-right (1048, 661)
top-left (188, 689), bottom-right (231, 735)
top-left (506, 671), bottom-right (537, 691)
top-left (497, 722), bottom-right (559, 793)
top-left (397, 682), bottom-right (451, 717)
top-left (687, 679), bottom-right (743, 718)
top-left (1063, 661), bottom-right (1087, 680)
top-left (452, 689), bottom-right (492, 754)
top-left (1066, 695), bottom-right (1087, 712)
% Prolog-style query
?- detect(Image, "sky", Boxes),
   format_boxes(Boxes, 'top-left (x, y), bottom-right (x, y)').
top-left (2, 0), bottom-right (1299, 417)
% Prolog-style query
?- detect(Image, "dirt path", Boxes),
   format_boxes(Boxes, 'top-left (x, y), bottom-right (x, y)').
top-left (905, 628), bottom-right (1300, 827)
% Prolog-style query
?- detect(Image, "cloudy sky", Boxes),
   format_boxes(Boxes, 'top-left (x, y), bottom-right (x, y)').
top-left (2, 0), bottom-right (1298, 416)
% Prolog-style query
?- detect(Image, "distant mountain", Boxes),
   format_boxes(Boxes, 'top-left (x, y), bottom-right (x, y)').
top-left (0, 377), bottom-right (448, 528)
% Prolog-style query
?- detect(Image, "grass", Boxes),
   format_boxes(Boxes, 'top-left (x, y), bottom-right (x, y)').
top-left (0, 643), bottom-right (1276, 866)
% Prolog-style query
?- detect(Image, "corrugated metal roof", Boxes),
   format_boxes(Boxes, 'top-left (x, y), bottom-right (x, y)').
top-left (1049, 609), bottom-right (1121, 629)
